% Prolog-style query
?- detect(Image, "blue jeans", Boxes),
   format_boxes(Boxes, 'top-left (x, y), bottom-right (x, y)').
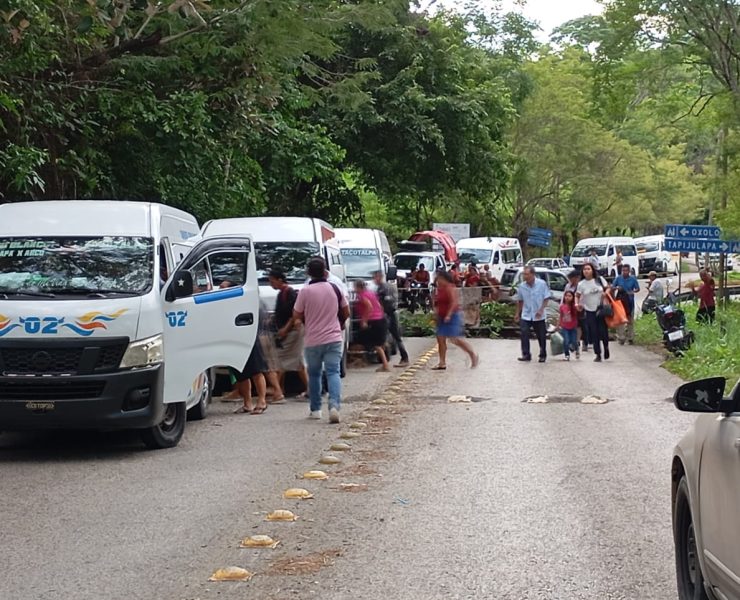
top-left (304, 342), bottom-right (343, 412)
top-left (561, 328), bottom-right (577, 356)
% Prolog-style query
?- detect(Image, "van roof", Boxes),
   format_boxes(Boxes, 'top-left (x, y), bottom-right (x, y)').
top-left (634, 235), bottom-right (664, 243)
top-left (456, 237), bottom-right (520, 248)
top-left (335, 228), bottom-right (378, 247)
top-left (202, 217), bottom-right (333, 243)
top-left (575, 236), bottom-right (636, 246)
top-left (0, 200), bottom-right (192, 237)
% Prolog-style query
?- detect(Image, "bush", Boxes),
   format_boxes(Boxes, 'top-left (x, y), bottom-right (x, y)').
top-left (635, 301), bottom-right (740, 389)
top-left (398, 310), bottom-right (436, 337)
top-left (479, 302), bottom-right (516, 338)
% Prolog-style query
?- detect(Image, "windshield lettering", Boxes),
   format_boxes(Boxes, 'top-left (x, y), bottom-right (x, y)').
top-left (0, 236), bottom-right (154, 298)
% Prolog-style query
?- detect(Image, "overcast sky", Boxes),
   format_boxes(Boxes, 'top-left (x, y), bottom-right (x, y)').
top-left (427, 0), bottom-right (604, 40)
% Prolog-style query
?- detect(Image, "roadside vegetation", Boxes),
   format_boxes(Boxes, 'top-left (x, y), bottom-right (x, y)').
top-left (399, 301), bottom-right (515, 339)
top-left (635, 301), bottom-right (740, 388)
top-left (2, 1), bottom-right (739, 251)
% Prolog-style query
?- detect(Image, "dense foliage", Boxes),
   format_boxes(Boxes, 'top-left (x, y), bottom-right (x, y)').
top-left (1, 0), bottom-right (738, 247)
top-left (635, 301), bottom-right (740, 388)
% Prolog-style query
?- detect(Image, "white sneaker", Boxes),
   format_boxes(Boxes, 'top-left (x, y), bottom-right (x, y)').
top-left (309, 410), bottom-right (322, 420)
top-left (329, 407), bottom-right (340, 424)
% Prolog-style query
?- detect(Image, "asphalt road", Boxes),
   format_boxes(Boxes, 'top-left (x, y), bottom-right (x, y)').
top-left (0, 336), bottom-right (695, 600)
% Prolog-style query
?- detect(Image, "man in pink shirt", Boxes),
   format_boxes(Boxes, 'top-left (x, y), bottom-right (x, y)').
top-left (294, 257), bottom-right (350, 423)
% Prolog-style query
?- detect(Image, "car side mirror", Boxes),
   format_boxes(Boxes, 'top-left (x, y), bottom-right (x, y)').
top-left (168, 270), bottom-right (194, 300)
top-left (674, 377), bottom-right (728, 413)
top-left (386, 266), bottom-right (398, 281)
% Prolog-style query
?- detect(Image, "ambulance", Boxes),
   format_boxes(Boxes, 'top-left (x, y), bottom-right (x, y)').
top-left (455, 237), bottom-right (523, 281)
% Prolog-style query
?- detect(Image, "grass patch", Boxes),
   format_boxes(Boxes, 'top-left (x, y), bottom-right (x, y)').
top-left (729, 271), bottom-right (740, 283)
top-left (635, 301), bottom-right (740, 388)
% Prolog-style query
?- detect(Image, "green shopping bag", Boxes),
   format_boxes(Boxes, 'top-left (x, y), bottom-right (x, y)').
top-left (550, 331), bottom-right (565, 356)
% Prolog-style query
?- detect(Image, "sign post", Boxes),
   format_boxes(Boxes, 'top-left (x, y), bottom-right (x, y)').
top-left (664, 224), bottom-right (739, 304)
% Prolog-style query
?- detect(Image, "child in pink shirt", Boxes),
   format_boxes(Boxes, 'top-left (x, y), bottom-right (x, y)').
top-left (558, 290), bottom-right (580, 361)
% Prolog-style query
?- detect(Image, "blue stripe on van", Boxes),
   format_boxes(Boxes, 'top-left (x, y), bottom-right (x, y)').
top-left (193, 287), bottom-right (244, 304)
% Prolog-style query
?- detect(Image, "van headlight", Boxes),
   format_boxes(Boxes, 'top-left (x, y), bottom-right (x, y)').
top-left (120, 334), bottom-right (163, 369)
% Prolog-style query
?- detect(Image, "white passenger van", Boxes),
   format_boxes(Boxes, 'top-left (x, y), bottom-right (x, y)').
top-left (335, 228), bottom-right (395, 286)
top-left (634, 235), bottom-right (679, 276)
top-left (0, 201), bottom-right (258, 449)
top-left (455, 237), bottom-right (523, 281)
top-left (200, 216), bottom-right (346, 304)
top-left (570, 236), bottom-right (638, 279)
top-left (199, 216), bottom-right (350, 372)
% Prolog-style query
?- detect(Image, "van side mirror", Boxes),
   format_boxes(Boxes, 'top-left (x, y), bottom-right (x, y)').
top-left (168, 270), bottom-right (194, 300)
top-left (386, 266), bottom-right (398, 281)
top-left (674, 377), bottom-right (728, 413)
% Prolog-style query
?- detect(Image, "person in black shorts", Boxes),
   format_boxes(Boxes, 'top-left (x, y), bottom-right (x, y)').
top-left (233, 314), bottom-right (270, 415)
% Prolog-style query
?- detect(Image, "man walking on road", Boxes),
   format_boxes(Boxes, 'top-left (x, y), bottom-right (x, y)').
top-left (294, 258), bottom-right (350, 423)
top-left (612, 264), bottom-right (640, 345)
top-left (514, 266), bottom-right (551, 363)
top-left (373, 270), bottom-right (409, 367)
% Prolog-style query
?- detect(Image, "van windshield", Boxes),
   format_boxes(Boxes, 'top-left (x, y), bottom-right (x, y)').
top-left (457, 248), bottom-right (492, 264)
top-left (0, 237), bottom-right (154, 297)
top-left (637, 242), bottom-right (660, 253)
top-left (340, 248), bottom-right (382, 279)
top-left (395, 255), bottom-right (434, 271)
top-left (255, 242), bottom-right (320, 283)
top-left (572, 244), bottom-right (607, 257)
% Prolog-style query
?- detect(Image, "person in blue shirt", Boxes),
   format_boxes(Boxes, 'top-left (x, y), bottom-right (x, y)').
top-left (611, 264), bottom-right (640, 345)
top-left (514, 266), bottom-right (551, 363)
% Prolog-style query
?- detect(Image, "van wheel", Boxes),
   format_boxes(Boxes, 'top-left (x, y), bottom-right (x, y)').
top-left (141, 402), bottom-right (186, 449)
top-left (187, 370), bottom-right (212, 421)
top-left (674, 477), bottom-right (709, 600)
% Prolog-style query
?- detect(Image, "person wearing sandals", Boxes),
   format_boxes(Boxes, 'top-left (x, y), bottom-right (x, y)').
top-left (353, 279), bottom-right (390, 371)
top-left (233, 340), bottom-right (270, 414)
top-left (432, 270), bottom-right (479, 370)
top-left (269, 269), bottom-right (309, 397)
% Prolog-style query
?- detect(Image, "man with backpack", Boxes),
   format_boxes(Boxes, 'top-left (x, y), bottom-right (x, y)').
top-left (294, 257), bottom-right (350, 423)
top-left (373, 270), bottom-right (409, 367)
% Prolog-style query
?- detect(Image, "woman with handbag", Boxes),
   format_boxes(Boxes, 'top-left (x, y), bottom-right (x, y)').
top-left (576, 264), bottom-right (610, 362)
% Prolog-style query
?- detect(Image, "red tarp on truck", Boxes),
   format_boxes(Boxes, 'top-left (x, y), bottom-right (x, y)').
top-left (409, 230), bottom-right (458, 263)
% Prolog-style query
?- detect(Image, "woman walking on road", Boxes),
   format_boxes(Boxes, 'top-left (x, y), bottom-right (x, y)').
top-left (576, 263), bottom-right (610, 362)
top-left (354, 280), bottom-right (391, 372)
top-left (432, 271), bottom-right (479, 370)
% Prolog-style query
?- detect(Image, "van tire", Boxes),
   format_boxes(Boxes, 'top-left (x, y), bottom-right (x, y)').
top-left (187, 370), bottom-right (212, 421)
top-left (141, 402), bottom-right (186, 449)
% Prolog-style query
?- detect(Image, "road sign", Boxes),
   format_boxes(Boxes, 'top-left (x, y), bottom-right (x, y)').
top-left (665, 238), bottom-right (740, 253)
top-left (527, 227), bottom-right (553, 248)
top-left (528, 227), bottom-right (553, 240)
top-left (433, 223), bottom-right (470, 243)
top-left (664, 224), bottom-right (721, 239)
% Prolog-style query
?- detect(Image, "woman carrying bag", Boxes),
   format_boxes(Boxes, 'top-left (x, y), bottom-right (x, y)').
top-left (576, 264), bottom-right (611, 362)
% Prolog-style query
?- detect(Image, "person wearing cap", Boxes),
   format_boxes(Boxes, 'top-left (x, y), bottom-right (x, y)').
top-left (645, 271), bottom-right (664, 303)
top-left (269, 268), bottom-right (309, 397)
